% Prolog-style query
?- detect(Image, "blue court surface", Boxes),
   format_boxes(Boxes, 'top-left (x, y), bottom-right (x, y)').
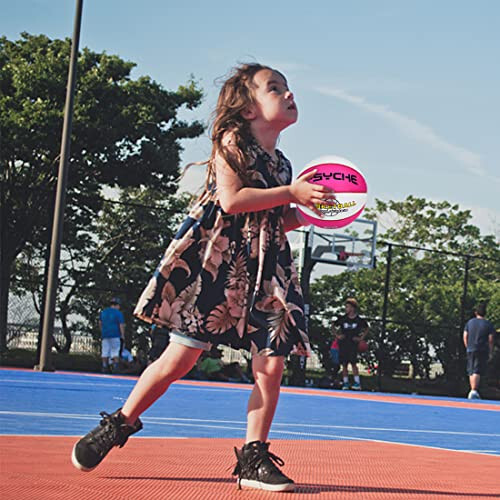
top-left (1, 368), bottom-right (499, 456)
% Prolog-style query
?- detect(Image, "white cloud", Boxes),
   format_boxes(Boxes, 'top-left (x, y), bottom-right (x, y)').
top-left (314, 85), bottom-right (486, 177)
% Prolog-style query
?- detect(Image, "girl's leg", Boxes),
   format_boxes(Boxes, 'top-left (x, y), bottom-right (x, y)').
top-left (121, 342), bottom-right (202, 424)
top-left (245, 355), bottom-right (284, 443)
top-left (235, 355), bottom-right (294, 492)
top-left (72, 342), bottom-right (202, 473)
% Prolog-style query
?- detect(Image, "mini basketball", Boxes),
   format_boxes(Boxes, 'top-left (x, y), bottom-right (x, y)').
top-left (357, 340), bottom-right (369, 353)
top-left (296, 156), bottom-right (367, 228)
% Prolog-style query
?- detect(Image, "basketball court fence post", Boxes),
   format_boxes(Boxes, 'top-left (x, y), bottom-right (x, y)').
top-left (379, 242), bottom-right (393, 391)
top-left (457, 255), bottom-right (471, 389)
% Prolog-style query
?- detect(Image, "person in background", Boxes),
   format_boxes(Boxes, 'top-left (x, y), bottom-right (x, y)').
top-left (199, 346), bottom-right (250, 382)
top-left (464, 302), bottom-right (496, 400)
top-left (332, 298), bottom-right (369, 390)
top-left (99, 297), bottom-right (125, 373)
top-left (329, 337), bottom-right (341, 388)
top-left (147, 324), bottom-right (170, 365)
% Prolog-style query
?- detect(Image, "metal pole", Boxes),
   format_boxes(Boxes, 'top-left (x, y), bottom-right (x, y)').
top-left (378, 243), bottom-right (393, 390)
top-left (289, 226), bottom-right (315, 387)
top-left (0, 179), bottom-right (6, 352)
top-left (36, 0), bottom-right (83, 371)
top-left (460, 256), bottom-right (471, 334)
top-left (457, 255), bottom-right (471, 384)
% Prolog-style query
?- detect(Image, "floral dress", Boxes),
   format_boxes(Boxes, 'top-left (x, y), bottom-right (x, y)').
top-left (134, 142), bottom-right (311, 357)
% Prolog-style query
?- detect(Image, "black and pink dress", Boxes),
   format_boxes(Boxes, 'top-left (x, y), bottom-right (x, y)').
top-left (134, 142), bottom-right (310, 357)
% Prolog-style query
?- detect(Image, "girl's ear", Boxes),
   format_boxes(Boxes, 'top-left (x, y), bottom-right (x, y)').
top-left (241, 105), bottom-right (256, 120)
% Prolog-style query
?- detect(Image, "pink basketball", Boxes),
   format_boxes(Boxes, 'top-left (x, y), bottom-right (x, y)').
top-left (296, 156), bottom-right (367, 229)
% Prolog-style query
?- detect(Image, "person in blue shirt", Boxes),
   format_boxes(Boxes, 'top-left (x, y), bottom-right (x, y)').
top-left (463, 303), bottom-right (496, 400)
top-left (99, 297), bottom-right (125, 373)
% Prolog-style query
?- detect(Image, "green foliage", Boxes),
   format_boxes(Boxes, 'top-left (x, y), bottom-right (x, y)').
top-left (1, 33), bottom-right (204, 350)
top-left (309, 196), bottom-right (499, 384)
top-left (69, 188), bottom-right (193, 348)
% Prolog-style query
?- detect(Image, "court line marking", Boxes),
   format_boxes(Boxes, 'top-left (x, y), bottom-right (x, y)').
top-left (0, 378), bottom-right (244, 393)
top-left (0, 410), bottom-right (500, 437)
top-left (145, 416), bottom-right (500, 437)
top-left (3, 376), bottom-right (500, 411)
top-left (137, 420), bottom-right (500, 456)
top-left (0, 433), bottom-right (187, 439)
top-left (0, 379), bottom-right (135, 388)
top-left (456, 449), bottom-right (499, 453)
top-left (0, 417), bottom-right (496, 457)
top-left (0, 430), bottom-right (497, 456)
top-left (4, 434), bottom-right (494, 451)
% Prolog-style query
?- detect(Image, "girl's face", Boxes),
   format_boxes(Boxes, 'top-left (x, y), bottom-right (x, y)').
top-left (246, 69), bottom-right (298, 129)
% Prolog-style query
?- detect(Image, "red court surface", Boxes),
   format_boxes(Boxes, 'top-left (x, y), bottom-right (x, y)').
top-left (1, 436), bottom-right (499, 499)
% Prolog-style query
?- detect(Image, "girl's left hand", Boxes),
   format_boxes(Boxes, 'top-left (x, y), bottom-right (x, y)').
top-left (289, 169), bottom-right (335, 217)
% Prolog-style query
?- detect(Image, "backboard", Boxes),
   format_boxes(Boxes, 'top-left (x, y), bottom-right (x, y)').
top-left (293, 217), bottom-right (377, 273)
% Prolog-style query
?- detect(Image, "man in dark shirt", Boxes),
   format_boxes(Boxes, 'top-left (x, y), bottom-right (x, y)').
top-left (332, 298), bottom-right (369, 390)
top-left (463, 303), bottom-right (496, 400)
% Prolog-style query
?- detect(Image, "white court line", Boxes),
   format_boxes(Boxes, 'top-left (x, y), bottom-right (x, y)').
top-left (456, 449), bottom-right (499, 453)
top-left (0, 378), bottom-right (132, 388)
top-left (0, 378), bottom-right (245, 393)
top-left (4, 376), bottom-right (500, 405)
top-left (1, 411), bottom-right (499, 437)
top-left (3, 377), bottom-right (500, 411)
top-left (121, 420), bottom-right (500, 456)
top-left (0, 434), bottom-right (187, 439)
top-left (1, 431), bottom-right (493, 454)
top-left (1, 412), bottom-right (496, 457)
top-left (144, 416), bottom-right (500, 438)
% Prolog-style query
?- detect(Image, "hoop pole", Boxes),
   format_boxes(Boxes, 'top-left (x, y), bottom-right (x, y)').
top-left (36, 0), bottom-right (83, 371)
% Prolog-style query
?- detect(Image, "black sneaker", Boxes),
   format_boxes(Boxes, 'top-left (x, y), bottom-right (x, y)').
top-left (232, 441), bottom-right (295, 492)
top-left (71, 409), bottom-right (142, 472)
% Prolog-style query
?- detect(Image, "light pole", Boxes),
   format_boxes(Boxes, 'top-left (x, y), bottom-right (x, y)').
top-left (36, 0), bottom-right (84, 371)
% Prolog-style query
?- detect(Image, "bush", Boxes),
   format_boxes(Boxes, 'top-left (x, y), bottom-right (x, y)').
top-left (0, 348), bottom-right (101, 372)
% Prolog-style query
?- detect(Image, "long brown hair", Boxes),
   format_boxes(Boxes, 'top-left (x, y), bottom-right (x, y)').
top-left (204, 63), bottom-right (273, 189)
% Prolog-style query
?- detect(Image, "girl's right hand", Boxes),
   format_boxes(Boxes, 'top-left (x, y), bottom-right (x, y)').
top-left (289, 169), bottom-right (335, 217)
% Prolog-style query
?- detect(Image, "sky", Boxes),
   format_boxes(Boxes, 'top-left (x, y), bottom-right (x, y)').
top-left (2, 0), bottom-right (499, 239)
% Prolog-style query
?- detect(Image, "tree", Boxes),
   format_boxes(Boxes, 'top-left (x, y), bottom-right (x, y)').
top-left (0, 33), bottom-right (204, 350)
top-left (68, 188), bottom-right (193, 352)
top-left (308, 196), bottom-right (499, 390)
top-left (367, 197), bottom-right (499, 385)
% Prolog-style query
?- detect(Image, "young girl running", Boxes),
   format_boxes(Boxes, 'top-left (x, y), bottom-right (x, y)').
top-left (72, 63), bottom-right (333, 492)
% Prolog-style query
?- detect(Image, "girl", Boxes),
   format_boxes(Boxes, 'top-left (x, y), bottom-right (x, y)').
top-left (72, 63), bottom-right (333, 492)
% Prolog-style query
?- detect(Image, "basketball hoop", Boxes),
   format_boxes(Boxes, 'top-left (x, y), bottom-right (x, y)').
top-left (346, 261), bottom-right (363, 272)
top-left (292, 217), bottom-right (377, 272)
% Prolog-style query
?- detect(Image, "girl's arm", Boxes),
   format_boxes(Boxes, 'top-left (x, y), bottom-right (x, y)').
top-left (283, 205), bottom-right (310, 232)
top-left (215, 149), bottom-right (332, 216)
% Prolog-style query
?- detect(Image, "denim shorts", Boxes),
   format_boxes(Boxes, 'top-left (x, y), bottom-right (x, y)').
top-left (169, 331), bottom-right (211, 351)
top-left (101, 337), bottom-right (121, 358)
